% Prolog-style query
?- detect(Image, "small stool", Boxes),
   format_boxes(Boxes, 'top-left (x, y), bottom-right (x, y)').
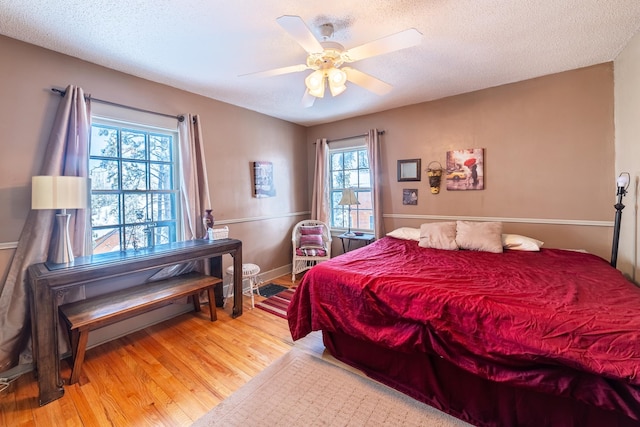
top-left (224, 263), bottom-right (262, 308)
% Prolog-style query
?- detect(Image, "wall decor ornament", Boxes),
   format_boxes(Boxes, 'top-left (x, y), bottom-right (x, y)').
top-left (402, 189), bottom-right (418, 205)
top-left (445, 148), bottom-right (485, 191)
top-left (397, 159), bottom-right (421, 181)
top-left (426, 161), bottom-right (443, 194)
top-left (253, 161), bottom-right (276, 198)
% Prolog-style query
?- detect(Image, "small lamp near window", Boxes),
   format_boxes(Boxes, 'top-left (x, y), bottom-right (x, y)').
top-left (32, 176), bottom-right (88, 264)
top-left (338, 188), bottom-right (360, 237)
top-left (610, 172), bottom-right (630, 268)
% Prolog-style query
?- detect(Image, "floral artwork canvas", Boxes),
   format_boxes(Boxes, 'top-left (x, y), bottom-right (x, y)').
top-left (445, 148), bottom-right (484, 191)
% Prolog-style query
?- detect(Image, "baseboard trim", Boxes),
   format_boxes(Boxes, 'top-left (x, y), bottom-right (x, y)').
top-left (221, 264), bottom-right (293, 296)
top-left (2, 264), bottom-right (298, 380)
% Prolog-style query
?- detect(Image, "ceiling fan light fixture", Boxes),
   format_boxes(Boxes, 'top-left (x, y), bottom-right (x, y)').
top-left (328, 67), bottom-right (347, 85)
top-left (248, 16), bottom-right (421, 105)
top-left (305, 70), bottom-right (325, 98)
top-left (328, 67), bottom-right (347, 96)
top-left (329, 83), bottom-right (346, 97)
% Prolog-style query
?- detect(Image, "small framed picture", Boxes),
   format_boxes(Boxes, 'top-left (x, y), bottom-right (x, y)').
top-left (403, 189), bottom-right (418, 205)
top-left (397, 159), bottom-right (421, 181)
top-left (253, 161), bottom-right (276, 198)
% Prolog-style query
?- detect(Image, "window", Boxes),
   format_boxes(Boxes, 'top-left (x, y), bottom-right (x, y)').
top-left (329, 144), bottom-right (373, 232)
top-left (89, 117), bottom-right (179, 253)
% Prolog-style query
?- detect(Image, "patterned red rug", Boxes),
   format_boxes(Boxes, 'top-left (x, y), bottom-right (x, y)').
top-left (255, 288), bottom-right (296, 319)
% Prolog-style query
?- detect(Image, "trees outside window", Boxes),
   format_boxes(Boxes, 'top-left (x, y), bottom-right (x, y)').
top-left (90, 120), bottom-right (179, 253)
top-left (329, 147), bottom-right (373, 232)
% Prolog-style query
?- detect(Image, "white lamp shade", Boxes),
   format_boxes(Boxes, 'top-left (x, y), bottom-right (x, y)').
top-left (328, 68), bottom-right (347, 85)
top-left (305, 70), bottom-right (326, 98)
top-left (32, 176), bottom-right (88, 210)
top-left (338, 188), bottom-right (360, 206)
top-left (617, 174), bottom-right (630, 188)
top-left (329, 81), bottom-right (346, 97)
top-left (328, 68), bottom-right (347, 96)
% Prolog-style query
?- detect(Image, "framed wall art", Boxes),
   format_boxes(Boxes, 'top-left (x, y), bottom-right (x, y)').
top-left (445, 148), bottom-right (484, 191)
top-left (402, 189), bottom-right (418, 205)
top-left (253, 161), bottom-right (276, 198)
top-left (397, 159), bottom-right (421, 181)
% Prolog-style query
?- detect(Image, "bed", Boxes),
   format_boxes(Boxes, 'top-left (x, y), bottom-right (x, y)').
top-left (287, 224), bottom-right (640, 427)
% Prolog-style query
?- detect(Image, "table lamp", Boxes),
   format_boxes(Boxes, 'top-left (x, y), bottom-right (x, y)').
top-left (32, 176), bottom-right (88, 264)
top-left (338, 188), bottom-right (360, 236)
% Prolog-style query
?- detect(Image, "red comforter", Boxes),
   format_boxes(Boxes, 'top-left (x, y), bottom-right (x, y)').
top-left (288, 237), bottom-right (640, 419)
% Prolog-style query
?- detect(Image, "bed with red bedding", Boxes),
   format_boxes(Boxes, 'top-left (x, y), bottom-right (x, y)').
top-left (287, 236), bottom-right (640, 426)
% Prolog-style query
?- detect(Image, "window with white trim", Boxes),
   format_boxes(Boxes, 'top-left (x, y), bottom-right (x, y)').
top-left (329, 141), bottom-right (374, 232)
top-left (89, 112), bottom-right (180, 254)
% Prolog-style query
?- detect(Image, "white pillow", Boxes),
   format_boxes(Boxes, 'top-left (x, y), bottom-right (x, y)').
top-left (455, 221), bottom-right (503, 253)
top-left (386, 227), bottom-right (420, 241)
top-left (502, 234), bottom-right (544, 251)
top-left (418, 222), bottom-right (458, 250)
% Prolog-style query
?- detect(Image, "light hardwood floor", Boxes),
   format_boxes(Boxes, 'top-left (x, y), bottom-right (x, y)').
top-left (0, 274), bottom-right (322, 426)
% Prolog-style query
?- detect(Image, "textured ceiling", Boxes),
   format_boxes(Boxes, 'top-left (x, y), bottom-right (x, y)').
top-left (1, 1), bottom-right (640, 126)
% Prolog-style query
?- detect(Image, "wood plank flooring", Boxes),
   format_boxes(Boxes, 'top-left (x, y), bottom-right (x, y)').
top-left (0, 275), bottom-right (322, 426)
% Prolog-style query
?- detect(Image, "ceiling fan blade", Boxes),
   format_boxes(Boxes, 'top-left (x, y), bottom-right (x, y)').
top-left (343, 28), bottom-right (423, 62)
top-left (302, 89), bottom-right (316, 108)
top-left (343, 67), bottom-right (393, 95)
top-left (239, 63), bottom-right (309, 78)
top-left (276, 15), bottom-right (324, 54)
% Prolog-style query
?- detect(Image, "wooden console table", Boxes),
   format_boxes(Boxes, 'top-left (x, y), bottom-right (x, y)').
top-left (28, 238), bottom-right (242, 406)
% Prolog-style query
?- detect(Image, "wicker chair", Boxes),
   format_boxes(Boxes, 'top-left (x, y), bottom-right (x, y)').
top-left (291, 220), bottom-right (332, 282)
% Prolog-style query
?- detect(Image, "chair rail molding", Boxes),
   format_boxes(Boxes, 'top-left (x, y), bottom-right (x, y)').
top-left (214, 211), bottom-right (310, 225)
top-left (383, 213), bottom-right (613, 227)
top-left (0, 212), bottom-right (312, 250)
top-left (0, 241), bottom-right (18, 250)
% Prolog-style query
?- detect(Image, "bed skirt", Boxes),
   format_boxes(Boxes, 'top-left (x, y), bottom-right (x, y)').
top-left (322, 330), bottom-right (637, 427)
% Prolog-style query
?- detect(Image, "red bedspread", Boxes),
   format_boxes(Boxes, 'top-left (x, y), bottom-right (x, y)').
top-left (288, 237), bottom-right (640, 419)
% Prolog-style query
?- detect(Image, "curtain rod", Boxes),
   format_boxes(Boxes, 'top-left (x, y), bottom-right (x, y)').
top-left (329, 130), bottom-right (385, 143)
top-left (317, 130), bottom-right (385, 144)
top-left (51, 87), bottom-right (185, 122)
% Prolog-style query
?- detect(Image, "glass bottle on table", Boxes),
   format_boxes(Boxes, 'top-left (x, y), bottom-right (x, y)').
top-left (203, 209), bottom-right (214, 238)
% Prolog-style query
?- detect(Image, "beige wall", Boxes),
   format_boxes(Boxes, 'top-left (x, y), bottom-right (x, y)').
top-left (308, 64), bottom-right (615, 260)
top-left (614, 30), bottom-right (640, 282)
top-left (0, 34), bottom-right (623, 280)
top-left (0, 35), bottom-right (308, 282)
top-left (1, 31), bottom-right (630, 363)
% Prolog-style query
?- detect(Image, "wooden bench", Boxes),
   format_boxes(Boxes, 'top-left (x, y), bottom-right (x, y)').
top-left (58, 272), bottom-right (221, 384)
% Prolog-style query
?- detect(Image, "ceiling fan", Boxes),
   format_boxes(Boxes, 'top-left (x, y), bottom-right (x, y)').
top-left (243, 15), bottom-right (423, 107)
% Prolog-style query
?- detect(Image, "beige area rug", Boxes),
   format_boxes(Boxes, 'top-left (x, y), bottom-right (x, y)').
top-left (192, 348), bottom-right (472, 426)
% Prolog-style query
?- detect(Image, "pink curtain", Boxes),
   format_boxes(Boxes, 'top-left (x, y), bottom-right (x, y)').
top-left (311, 138), bottom-right (329, 223)
top-left (178, 114), bottom-right (211, 240)
top-left (0, 85), bottom-right (90, 372)
top-left (366, 129), bottom-right (384, 239)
